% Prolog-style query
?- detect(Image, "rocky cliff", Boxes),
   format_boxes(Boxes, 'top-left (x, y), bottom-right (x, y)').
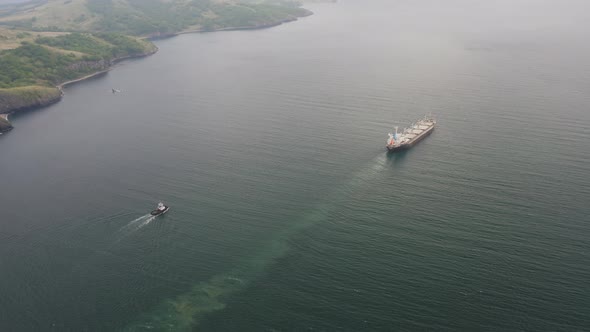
top-left (0, 86), bottom-right (62, 132)
top-left (0, 115), bottom-right (13, 133)
top-left (0, 86), bottom-right (62, 114)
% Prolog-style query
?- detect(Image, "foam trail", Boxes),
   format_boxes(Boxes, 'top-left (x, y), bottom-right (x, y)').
top-left (114, 214), bottom-right (153, 243)
top-left (136, 216), bottom-right (156, 229)
top-left (125, 154), bottom-right (388, 331)
top-left (119, 214), bottom-right (151, 232)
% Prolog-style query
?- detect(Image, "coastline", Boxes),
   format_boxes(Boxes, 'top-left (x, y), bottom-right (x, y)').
top-left (58, 47), bottom-right (159, 91)
top-left (0, 113), bottom-right (12, 133)
top-left (0, 47), bottom-right (159, 133)
top-left (57, 69), bottom-right (111, 91)
top-left (155, 10), bottom-right (313, 39)
top-left (0, 11), bottom-right (310, 134)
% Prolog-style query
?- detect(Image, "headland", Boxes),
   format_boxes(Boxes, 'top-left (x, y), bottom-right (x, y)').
top-left (0, 0), bottom-right (313, 134)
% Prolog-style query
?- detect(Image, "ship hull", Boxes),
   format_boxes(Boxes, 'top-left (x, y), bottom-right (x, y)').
top-left (151, 206), bottom-right (170, 216)
top-left (387, 124), bottom-right (435, 152)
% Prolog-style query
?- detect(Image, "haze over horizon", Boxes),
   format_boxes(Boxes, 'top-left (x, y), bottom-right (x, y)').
top-left (0, 0), bottom-right (29, 5)
top-left (1, 0), bottom-right (589, 331)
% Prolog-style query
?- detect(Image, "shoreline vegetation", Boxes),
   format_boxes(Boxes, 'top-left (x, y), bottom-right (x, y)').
top-left (0, 0), bottom-right (314, 133)
top-left (0, 33), bottom-right (159, 132)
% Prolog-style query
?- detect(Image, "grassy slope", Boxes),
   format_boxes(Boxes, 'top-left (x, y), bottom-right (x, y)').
top-left (0, 0), bottom-right (96, 31)
top-left (0, 27), bottom-right (69, 50)
top-left (0, 0), bottom-right (311, 35)
top-left (0, 0), bottom-right (307, 90)
top-left (0, 0), bottom-right (309, 130)
top-left (0, 32), bottom-right (156, 89)
top-left (0, 85), bottom-right (61, 114)
top-left (0, 32), bottom-right (156, 134)
top-left (0, 86), bottom-right (61, 133)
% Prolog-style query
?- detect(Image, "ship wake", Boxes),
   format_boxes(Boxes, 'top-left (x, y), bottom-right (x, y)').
top-left (115, 214), bottom-right (156, 242)
top-left (124, 154), bottom-right (387, 331)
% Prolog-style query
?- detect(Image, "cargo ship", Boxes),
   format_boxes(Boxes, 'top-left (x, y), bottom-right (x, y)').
top-left (386, 115), bottom-right (436, 152)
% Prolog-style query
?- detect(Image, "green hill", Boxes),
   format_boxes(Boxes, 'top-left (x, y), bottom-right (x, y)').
top-left (0, 31), bottom-right (156, 131)
top-left (0, 32), bottom-right (156, 89)
top-left (0, 0), bottom-right (311, 36)
top-left (0, 0), bottom-right (311, 131)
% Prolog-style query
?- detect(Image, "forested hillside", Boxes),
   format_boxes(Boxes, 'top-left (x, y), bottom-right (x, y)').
top-left (0, 31), bottom-right (155, 132)
top-left (0, 32), bottom-right (155, 88)
top-left (0, 0), bottom-right (311, 36)
top-left (0, 0), bottom-right (311, 131)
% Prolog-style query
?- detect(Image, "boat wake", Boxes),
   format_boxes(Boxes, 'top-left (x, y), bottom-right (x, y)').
top-left (115, 214), bottom-right (156, 242)
top-left (119, 214), bottom-right (151, 231)
top-left (137, 215), bottom-right (157, 229)
top-left (342, 154), bottom-right (387, 190)
top-left (124, 154), bottom-right (388, 331)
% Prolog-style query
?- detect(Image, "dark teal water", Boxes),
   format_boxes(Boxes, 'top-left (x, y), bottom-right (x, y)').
top-left (1, 0), bottom-right (590, 330)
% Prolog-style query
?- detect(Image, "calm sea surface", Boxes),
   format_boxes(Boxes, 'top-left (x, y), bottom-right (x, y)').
top-left (1, 0), bottom-right (589, 330)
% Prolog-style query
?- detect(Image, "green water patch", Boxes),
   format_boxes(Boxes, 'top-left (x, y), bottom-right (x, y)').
top-left (125, 154), bottom-right (389, 331)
